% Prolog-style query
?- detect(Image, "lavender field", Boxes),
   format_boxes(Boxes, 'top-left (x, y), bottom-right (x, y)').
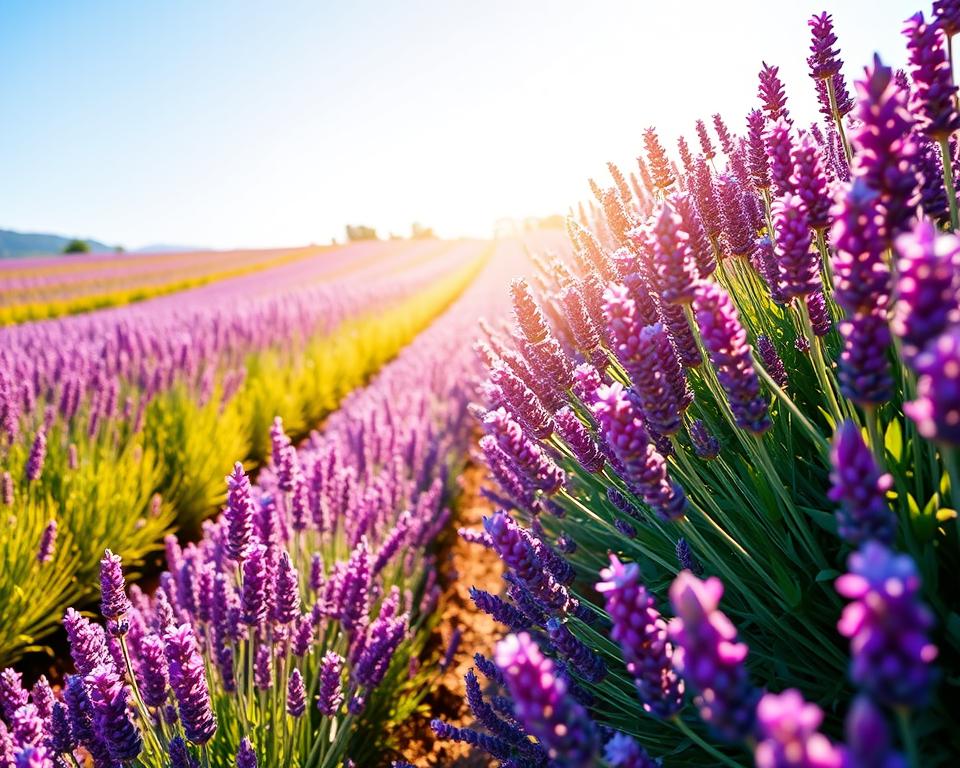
top-left (3, 1), bottom-right (960, 767)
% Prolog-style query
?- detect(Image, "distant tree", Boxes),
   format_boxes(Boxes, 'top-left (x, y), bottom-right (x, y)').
top-left (63, 239), bottom-right (90, 254)
top-left (114, 245), bottom-right (125, 253)
top-left (345, 225), bottom-right (378, 242)
top-left (411, 222), bottom-right (436, 239)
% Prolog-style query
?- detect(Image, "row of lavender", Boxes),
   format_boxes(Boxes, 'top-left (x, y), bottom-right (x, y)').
top-left (0, 237), bottom-right (528, 767)
top-left (437, 5), bottom-right (960, 767)
top-left (0, 238), bottom-right (484, 666)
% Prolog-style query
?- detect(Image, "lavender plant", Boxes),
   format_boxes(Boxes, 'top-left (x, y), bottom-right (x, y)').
top-left (442, 6), bottom-right (960, 766)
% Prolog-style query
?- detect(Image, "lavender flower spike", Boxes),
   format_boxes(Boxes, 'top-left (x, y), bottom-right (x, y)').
top-left (236, 737), bottom-right (257, 768)
top-left (25, 429), bottom-right (46, 483)
top-left (689, 419), bottom-right (720, 460)
top-left (224, 462), bottom-right (256, 562)
top-left (164, 623), bottom-right (217, 744)
top-left (693, 282), bottom-right (771, 433)
top-left (596, 554), bottom-right (684, 718)
top-left (495, 633), bottom-right (599, 767)
top-left (649, 202), bottom-right (698, 304)
top-left (892, 220), bottom-right (960, 362)
top-left (836, 543), bottom-right (938, 708)
top-left (590, 382), bottom-right (688, 520)
top-left (754, 689), bottom-right (844, 768)
top-left (604, 732), bottom-right (660, 768)
top-left (772, 194), bottom-right (817, 300)
top-left (905, 326), bottom-right (960, 444)
top-left (36, 520), bottom-right (56, 564)
top-left (99, 549), bottom-right (131, 623)
top-left (904, 12), bottom-right (960, 140)
top-left (668, 571), bottom-right (759, 742)
top-left (828, 420), bottom-right (896, 546)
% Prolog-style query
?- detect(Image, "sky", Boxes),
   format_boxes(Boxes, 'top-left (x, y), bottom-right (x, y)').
top-left (0, 0), bottom-right (924, 249)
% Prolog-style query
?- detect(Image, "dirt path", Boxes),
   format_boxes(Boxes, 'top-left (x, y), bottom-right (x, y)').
top-left (393, 461), bottom-right (502, 767)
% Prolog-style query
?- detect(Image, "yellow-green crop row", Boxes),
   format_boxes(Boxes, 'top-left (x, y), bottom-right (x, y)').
top-left (0, 251), bottom-right (487, 666)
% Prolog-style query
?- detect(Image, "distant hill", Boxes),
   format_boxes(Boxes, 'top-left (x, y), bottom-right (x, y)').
top-left (0, 228), bottom-right (114, 259)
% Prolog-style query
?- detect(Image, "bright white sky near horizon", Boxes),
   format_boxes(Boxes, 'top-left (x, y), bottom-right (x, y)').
top-left (0, 0), bottom-right (924, 250)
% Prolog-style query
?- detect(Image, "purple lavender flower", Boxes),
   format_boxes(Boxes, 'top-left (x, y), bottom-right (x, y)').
top-left (164, 623), bottom-right (217, 744)
top-left (791, 133), bottom-right (832, 231)
top-left (317, 651), bottom-right (344, 716)
top-left (830, 180), bottom-right (890, 312)
top-left (482, 408), bottom-right (565, 495)
top-left (766, 119), bottom-right (796, 199)
top-left (759, 62), bottom-right (791, 123)
top-left (99, 549), bottom-right (131, 623)
top-left (689, 419), bottom-right (720, 459)
top-left (2, 472), bottom-right (12, 506)
top-left (934, 0), bottom-right (960, 36)
top-left (604, 732), bottom-right (660, 767)
top-left (558, 284), bottom-right (601, 353)
top-left (224, 462), bottom-right (256, 562)
top-left (644, 128), bottom-right (674, 193)
top-left (604, 287), bottom-right (682, 435)
top-left (836, 543), bottom-right (938, 708)
top-left (893, 221), bottom-right (960, 361)
top-left (169, 736), bottom-right (199, 768)
top-left (713, 113), bottom-right (735, 155)
top-left (674, 192), bottom-right (717, 277)
top-left (806, 290), bottom-right (832, 337)
top-left (675, 537), bottom-right (704, 576)
top-left (63, 609), bottom-right (111, 679)
top-left (286, 668), bottom-right (306, 717)
top-left (137, 634), bottom-right (169, 709)
top-left (25, 429), bottom-right (46, 483)
top-left (545, 618), bottom-right (607, 683)
top-left (844, 695), bottom-right (908, 768)
top-left (668, 571), bottom-right (759, 742)
top-left (554, 407), bottom-right (604, 473)
top-left (241, 542), bottom-right (268, 627)
top-left (487, 364), bottom-right (554, 440)
top-left (746, 109), bottom-right (771, 191)
top-left (36, 520), bottom-right (56, 564)
top-left (849, 55), bottom-right (920, 240)
top-left (692, 157), bottom-right (722, 240)
top-left (430, 719), bottom-right (514, 762)
top-left (757, 335), bottom-right (789, 390)
top-left (510, 279), bottom-right (550, 346)
top-left (271, 550), bottom-right (300, 625)
top-left (483, 512), bottom-right (574, 613)
top-left (828, 420), bottom-right (896, 546)
top-left (838, 307), bottom-right (893, 406)
top-left (772, 194), bottom-right (818, 299)
top-left (86, 664), bottom-right (142, 761)
top-left (596, 555), bottom-right (684, 718)
top-left (906, 326), bottom-right (960, 443)
top-left (717, 174), bottom-right (755, 258)
top-left (904, 12), bottom-right (960, 140)
top-left (591, 383), bottom-right (688, 520)
top-left (753, 235), bottom-right (788, 304)
top-left (677, 136), bottom-right (694, 172)
top-left (236, 737), bottom-right (257, 768)
top-left (693, 282), bottom-right (771, 433)
top-left (48, 700), bottom-right (76, 755)
top-left (696, 119), bottom-right (716, 160)
top-left (754, 689), bottom-right (844, 768)
top-left (649, 203), bottom-right (698, 303)
top-left (808, 12), bottom-right (843, 81)
top-left (495, 633), bottom-right (599, 766)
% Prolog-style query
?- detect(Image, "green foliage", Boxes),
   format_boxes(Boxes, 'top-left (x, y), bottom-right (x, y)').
top-left (62, 238), bottom-right (91, 253)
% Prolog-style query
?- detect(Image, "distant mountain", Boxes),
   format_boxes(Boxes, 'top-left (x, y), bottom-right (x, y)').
top-left (0, 228), bottom-right (114, 259)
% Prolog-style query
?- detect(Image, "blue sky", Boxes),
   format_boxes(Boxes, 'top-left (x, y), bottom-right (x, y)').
top-left (0, 0), bottom-right (921, 248)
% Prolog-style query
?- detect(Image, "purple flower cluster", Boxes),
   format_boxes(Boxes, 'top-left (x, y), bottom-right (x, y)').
top-left (754, 689), bottom-right (843, 768)
top-left (495, 632), bottom-right (599, 766)
top-left (693, 282), bottom-right (771, 433)
top-left (828, 421), bottom-right (896, 546)
top-left (591, 383), bottom-right (688, 520)
top-left (668, 571), bottom-right (759, 742)
top-left (596, 555), bottom-right (684, 717)
top-left (904, 12), bottom-right (960, 140)
top-left (836, 543), bottom-right (938, 708)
